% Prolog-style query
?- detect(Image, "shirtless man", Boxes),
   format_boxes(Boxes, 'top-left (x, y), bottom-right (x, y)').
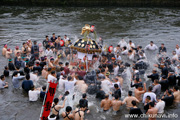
top-left (61, 106), bottom-right (74, 120)
top-left (54, 54), bottom-right (61, 65)
top-left (14, 46), bottom-right (21, 57)
top-left (112, 94), bottom-right (122, 112)
top-left (76, 76), bottom-right (88, 93)
top-left (134, 83), bottom-right (146, 102)
top-left (48, 58), bottom-right (55, 70)
top-left (74, 105), bottom-right (86, 120)
top-left (5, 48), bottom-right (13, 59)
top-left (146, 102), bottom-right (158, 120)
top-left (51, 96), bottom-right (66, 119)
top-left (2, 44), bottom-right (7, 56)
top-left (122, 91), bottom-right (139, 108)
top-left (172, 85), bottom-right (180, 103)
top-left (100, 94), bottom-right (112, 111)
top-left (116, 74), bottom-right (123, 87)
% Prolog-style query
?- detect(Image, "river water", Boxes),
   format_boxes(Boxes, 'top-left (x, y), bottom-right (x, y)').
top-left (0, 6), bottom-right (180, 120)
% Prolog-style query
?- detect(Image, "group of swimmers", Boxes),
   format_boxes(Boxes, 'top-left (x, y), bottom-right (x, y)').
top-left (0, 33), bottom-right (180, 120)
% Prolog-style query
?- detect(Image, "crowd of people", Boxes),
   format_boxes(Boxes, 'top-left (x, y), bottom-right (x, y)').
top-left (1, 33), bottom-right (180, 120)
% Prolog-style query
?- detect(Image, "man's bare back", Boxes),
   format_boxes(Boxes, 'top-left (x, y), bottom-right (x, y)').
top-left (112, 99), bottom-right (122, 111)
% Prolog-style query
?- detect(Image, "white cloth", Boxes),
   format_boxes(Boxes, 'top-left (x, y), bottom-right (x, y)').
top-left (118, 40), bottom-right (127, 48)
top-left (142, 92), bottom-right (157, 103)
top-left (28, 90), bottom-right (40, 101)
top-left (47, 74), bottom-right (57, 83)
top-left (128, 53), bottom-right (134, 60)
top-left (144, 44), bottom-right (158, 51)
top-left (121, 49), bottom-right (128, 55)
top-left (45, 49), bottom-right (53, 57)
top-left (30, 73), bottom-right (38, 82)
top-left (127, 43), bottom-right (135, 50)
top-left (155, 101), bottom-right (165, 114)
top-left (172, 54), bottom-right (178, 60)
top-left (114, 66), bottom-right (119, 76)
top-left (77, 52), bottom-right (93, 61)
top-left (175, 48), bottom-right (180, 56)
top-left (64, 80), bottom-right (76, 94)
top-left (115, 55), bottom-right (121, 61)
top-left (58, 75), bottom-right (66, 91)
top-left (0, 79), bottom-right (5, 89)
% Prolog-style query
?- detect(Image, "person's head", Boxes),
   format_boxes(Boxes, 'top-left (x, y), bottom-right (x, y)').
top-left (53, 98), bottom-right (59, 104)
top-left (152, 69), bottom-right (157, 74)
top-left (48, 68), bottom-right (52, 72)
top-left (150, 41), bottom-right (154, 46)
top-left (123, 46), bottom-right (127, 50)
top-left (67, 76), bottom-right (72, 81)
top-left (82, 93), bottom-right (87, 99)
top-left (52, 33), bottom-right (55, 37)
top-left (128, 91), bottom-right (132, 96)
top-left (26, 74), bottom-right (30, 80)
top-left (149, 102), bottom-right (155, 108)
top-left (65, 62), bottom-right (69, 67)
top-left (114, 94), bottom-right (119, 100)
top-left (45, 35), bottom-right (48, 40)
top-left (31, 85), bottom-right (35, 91)
top-left (176, 44), bottom-right (179, 49)
top-left (131, 100), bottom-right (136, 106)
top-left (101, 68), bottom-right (105, 73)
top-left (114, 84), bottom-right (119, 89)
top-left (51, 71), bottom-right (56, 76)
top-left (173, 85), bottom-right (179, 91)
top-left (42, 86), bottom-right (46, 91)
top-left (138, 84), bottom-right (143, 91)
top-left (4, 44), bottom-right (7, 48)
top-left (161, 43), bottom-right (164, 47)
top-left (33, 41), bottom-right (37, 45)
top-left (59, 62), bottom-right (63, 66)
top-left (0, 75), bottom-right (5, 80)
top-left (80, 104), bottom-right (87, 111)
top-left (154, 79), bottom-right (159, 84)
top-left (172, 51), bottom-right (176, 55)
top-left (16, 66), bottom-right (20, 70)
top-left (4, 66), bottom-right (8, 70)
top-left (167, 90), bottom-right (172, 95)
top-left (113, 78), bottom-right (118, 82)
top-left (49, 114), bottom-right (56, 118)
top-left (146, 95), bottom-right (151, 102)
top-left (13, 72), bottom-right (18, 77)
top-left (148, 86), bottom-right (153, 92)
top-left (66, 106), bottom-right (72, 113)
top-left (135, 77), bottom-right (139, 83)
top-left (105, 94), bottom-right (109, 99)
top-left (64, 35), bottom-right (67, 38)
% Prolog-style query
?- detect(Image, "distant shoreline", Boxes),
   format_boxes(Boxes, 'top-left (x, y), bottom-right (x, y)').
top-left (1, 0), bottom-right (180, 7)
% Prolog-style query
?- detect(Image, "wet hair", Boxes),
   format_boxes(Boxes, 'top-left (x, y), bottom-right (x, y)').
top-left (67, 76), bottom-right (72, 81)
top-left (150, 41), bottom-right (153, 43)
top-left (146, 95), bottom-right (151, 100)
top-left (4, 66), bottom-right (8, 69)
top-left (128, 50), bottom-right (132, 53)
top-left (101, 68), bottom-right (105, 73)
top-left (128, 91), bottom-right (132, 96)
top-left (48, 68), bottom-right (52, 72)
top-left (131, 100), bottom-right (136, 106)
top-left (26, 74), bottom-right (30, 80)
top-left (123, 46), bottom-right (127, 50)
top-left (154, 79), bottom-right (159, 83)
top-left (52, 33), bottom-right (55, 35)
top-left (65, 62), bottom-right (69, 66)
top-left (114, 78), bottom-right (118, 81)
top-left (78, 76), bottom-right (83, 80)
top-left (31, 85), bottom-right (35, 90)
top-left (34, 41), bottom-right (37, 44)
top-left (102, 64), bottom-right (106, 68)
top-left (45, 35), bottom-right (48, 38)
top-left (64, 91), bottom-right (69, 96)
top-left (13, 72), bottom-right (18, 76)
top-left (51, 71), bottom-right (55, 75)
top-left (58, 35), bottom-right (61, 37)
top-left (53, 98), bottom-right (59, 104)
top-left (59, 62), bottom-right (63, 65)
top-left (42, 86), bottom-right (46, 90)
top-left (117, 45), bottom-right (120, 47)
top-left (0, 75), bottom-right (5, 79)
top-left (23, 42), bottom-right (26, 45)
top-left (135, 77), bottom-right (139, 82)
top-left (82, 93), bottom-right (87, 98)
top-left (49, 114), bottom-right (56, 118)
top-left (60, 67), bottom-right (64, 71)
top-left (149, 102), bottom-right (154, 107)
top-left (148, 86), bottom-right (152, 91)
top-left (16, 66), bottom-right (20, 70)
top-left (114, 84), bottom-right (119, 88)
top-left (173, 85), bottom-right (179, 91)
top-left (66, 106), bottom-right (72, 112)
top-left (105, 94), bottom-right (109, 98)
top-left (114, 94), bottom-right (119, 100)
top-left (167, 90), bottom-right (172, 95)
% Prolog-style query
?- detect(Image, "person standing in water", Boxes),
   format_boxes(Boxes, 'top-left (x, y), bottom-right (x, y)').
top-left (73, 105), bottom-right (86, 120)
top-left (2, 44), bottom-right (7, 56)
top-left (100, 94), bottom-right (112, 111)
top-left (146, 102), bottom-right (158, 120)
top-left (122, 91), bottom-right (139, 108)
top-left (51, 96), bottom-right (67, 119)
top-left (112, 94), bottom-right (122, 112)
top-left (144, 41), bottom-right (158, 51)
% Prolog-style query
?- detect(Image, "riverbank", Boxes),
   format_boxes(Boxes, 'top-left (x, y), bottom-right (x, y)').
top-left (1, 0), bottom-right (180, 7)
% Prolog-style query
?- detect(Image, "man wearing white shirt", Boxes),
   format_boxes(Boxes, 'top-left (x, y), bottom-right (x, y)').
top-left (58, 75), bottom-right (67, 91)
top-left (127, 40), bottom-right (135, 50)
top-left (45, 47), bottom-right (53, 58)
top-left (142, 86), bottom-right (157, 103)
top-left (144, 41), bottom-right (158, 51)
top-left (121, 46), bottom-right (128, 55)
top-left (113, 63), bottom-right (119, 76)
top-left (155, 97), bottom-right (165, 114)
top-left (48, 71), bottom-right (57, 83)
top-left (114, 45), bottom-right (121, 54)
top-left (64, 76), bottom-right (76, 94)
top-left (28, 85), bottom-right (40, 101)
top-left (30, 71), bottom-right (39, 82)
top-left (172, 51), bottom-right (180, 63)
top-left (175, 44), bottom-right (180, 56)
top-left (118, 38), bottom-right (127, 49)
